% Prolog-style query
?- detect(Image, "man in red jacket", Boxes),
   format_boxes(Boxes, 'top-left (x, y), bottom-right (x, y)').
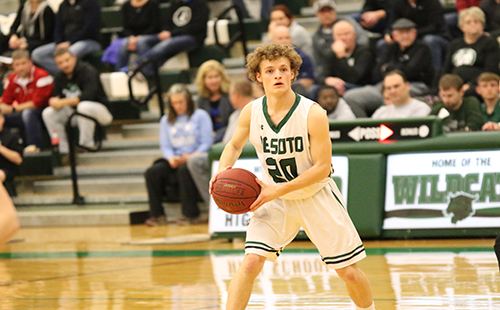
top-left (0, 49), bottom-right (54, 152)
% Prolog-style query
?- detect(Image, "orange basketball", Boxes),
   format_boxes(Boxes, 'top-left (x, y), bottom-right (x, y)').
top-left (211, 168), bottom-right (261, 214)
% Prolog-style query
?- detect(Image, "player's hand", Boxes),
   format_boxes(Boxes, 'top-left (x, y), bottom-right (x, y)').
top-left (209, 166), bottom-right (231, 195)
top-left (248, 179), bottom-right (280, 212)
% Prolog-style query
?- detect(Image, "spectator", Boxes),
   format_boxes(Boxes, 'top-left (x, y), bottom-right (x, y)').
top-left (430, 74), bottom-right (484, 132)
top-left (0, 183), bottom-right (19, 248)
top-left (313, 0), bottom-right (369, 76)
top-left (195, 60), bottom-right (234, 143)
top-left (445, 0), bottom-right (481, 39)
top-left (0, 50), bottom-right (53, 153)
top-left (352, 0), bottom-right (391, 34)
top-left (264, 5), bottom-right (313, 58)
top-left (187, 79), bottom-right (253, 206)
top-left (317, 20), bottom-right (373, 96)
top-left (127, 0), bottom-right (209, 77)
top-left (317, 85), bottom-right (356, 120)
top-left (0, 113), bottom-right (24, 186)
top-left (384, 0), bottom-right (450, 69)
top-left (6, 0), bottom-right (55, 54)
top-left (480, 0), bottom-right (500, 38)
top-left (269, 25), bottom-right (315, 95)
top-left (476, 72), bottom-right (500, 130)
top-left (114, 0), bottom-right (161, 71)
top-left (344, 18), bottom-right (434, 117)
top-left (144, 84), bottom-right (213, 226)
top-left (372, 70), bottom-right (431, 119)
top-left (31, 0), bottom-right (101, 75)
top-left (42, 49), bottom-right (113, 155)
top-left (442, 7), bottom-right (500, 95)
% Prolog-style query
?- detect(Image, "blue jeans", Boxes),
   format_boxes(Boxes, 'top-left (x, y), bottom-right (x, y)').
top-left (32, 40), bottom-right (101, 75)
top-left (4, 108), bottom-right (44, 148)
top-left (115, 36), bottom-right (156, 70)
top-left (350, 12), bottom-right (388, 34)
top-left (133, 34), bottom-right (199, 77)
top-left (422, 34), bottom-right (449, 69)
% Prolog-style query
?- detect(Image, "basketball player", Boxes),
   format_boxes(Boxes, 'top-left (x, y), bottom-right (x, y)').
top-left (209, 43), bottom-right (375, 309)
top-left (0, 183), bottom-right (19, 247)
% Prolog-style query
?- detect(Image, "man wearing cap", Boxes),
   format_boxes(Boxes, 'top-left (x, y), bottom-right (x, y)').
top-left (343, 18), bottom-right (434, 117)
top-left (313, 0), bottom-right (369, 80)
top-left (384, 0), bottom-right (450, 69)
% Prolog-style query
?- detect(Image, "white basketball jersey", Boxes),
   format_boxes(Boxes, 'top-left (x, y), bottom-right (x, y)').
top-left (249, 93), bottom-right (331, 199)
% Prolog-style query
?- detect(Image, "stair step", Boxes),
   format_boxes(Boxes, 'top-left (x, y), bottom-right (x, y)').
top-left (77, 149), bottom-right (162, 166)
top-left (17, 204), bottom-right (150, 227)
top-left (53, 165), bottom-right (147, 177)
top-left (102, 138), bottom-right (159, 151)
top-left (13, 193), bottom-right (148, 206)
top-left (33, 177), bottom-right (146, 194)
top-left (122, 123), bottom-right (160, 138)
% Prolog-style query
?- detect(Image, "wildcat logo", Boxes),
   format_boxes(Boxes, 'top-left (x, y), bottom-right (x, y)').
top-left (442, 192), bottom-right (478, 224)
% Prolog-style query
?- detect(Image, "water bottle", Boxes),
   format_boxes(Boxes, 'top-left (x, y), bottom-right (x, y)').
top-left (51, 130), bottom-right (60, 154)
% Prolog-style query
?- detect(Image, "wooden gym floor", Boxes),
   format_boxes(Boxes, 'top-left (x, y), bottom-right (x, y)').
top-left (0, 225), bottom-right (499, 309)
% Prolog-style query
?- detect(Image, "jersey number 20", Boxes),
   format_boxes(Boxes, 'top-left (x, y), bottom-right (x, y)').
top-left (266, 157), bottom-right (298, 183)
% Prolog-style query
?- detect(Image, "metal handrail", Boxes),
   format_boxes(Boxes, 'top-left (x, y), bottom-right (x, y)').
top-left (128, 59), bottom-right (165, 118)
top-left (65, 112), bottom-right (104, 205)
top-left (214, 5), bottom-right (249, 57)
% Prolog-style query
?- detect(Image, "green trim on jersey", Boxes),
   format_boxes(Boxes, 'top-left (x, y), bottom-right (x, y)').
top-left (263, 93), bottom-right (301, 133)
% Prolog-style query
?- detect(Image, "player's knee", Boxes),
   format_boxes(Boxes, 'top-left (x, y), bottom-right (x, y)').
top-left (241, 254), bottom-right (266, 277)
top-left (335, 264), bottom-right (361, 284)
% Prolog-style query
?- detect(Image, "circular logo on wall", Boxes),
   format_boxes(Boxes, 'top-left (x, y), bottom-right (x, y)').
top-left (173, 7), bottom-right (192, 27)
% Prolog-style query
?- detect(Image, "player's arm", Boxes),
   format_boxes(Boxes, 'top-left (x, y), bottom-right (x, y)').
top-left (209, 103), bottom-right (252, 192)
top-left (0, 183), bottom-right (19, 247)
top-left (249, 104), bottom-right (332, 211)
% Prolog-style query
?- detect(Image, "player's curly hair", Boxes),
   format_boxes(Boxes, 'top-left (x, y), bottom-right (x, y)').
top-left (246, 43), bottom-right (302, 83)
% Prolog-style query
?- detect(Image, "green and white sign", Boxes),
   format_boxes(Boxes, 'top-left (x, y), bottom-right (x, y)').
top-left (384, 151), bottom-right (500, 229)
top-left (209, 156), bottom-right (349, 234)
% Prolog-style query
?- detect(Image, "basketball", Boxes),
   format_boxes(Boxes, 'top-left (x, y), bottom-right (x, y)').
top-left (211, 168), bottom-right (261, 214)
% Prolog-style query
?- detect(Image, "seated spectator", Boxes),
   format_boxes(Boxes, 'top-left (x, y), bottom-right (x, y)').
top-left (313, 0), bottom-right (369, 76)
top-left (372, 70), bottom-right (431, 119)
top-left (187, 79), bottom-right (254, 206)
top-left (31, 0), bottom-right (101, 75)
top-left (442, 7), bottom-right (500, 94)
top-left (352, 0), bottom-right (391, 34)
top-left (195, 60), bottom-right (234, 142)
top-left (0, 50), bottom-right (53, 153)
top-left (114, 0), bottom-right (161, 71)
top-left (344, 18), bottom-right (434, 117)
top-left (264, 5), bottom-right (313, 58)
top-left (42, 49), bottom-right (113, 154)
top-left (444, 0), bottom-right (480, 39)
top-left (316, 20), bottom-right (373, 96)
top-left (0, 114), bottom-right (24, 186)
top-left (480, 0), bottom-right (500, 39)
top-left (269, 25), bottom-right (315, 95)
top-left (6, 0), bottom-right (55, 54)
top-left (384, 0), bottom-right (450, 69)
top-left (430, 74), bottom-right (484, 132)
top-left (476, 72), bottom-right (500, 130)
top-left (317, 85), bottom-right (356, 120)
top-left (144, 84), bottom-right (213, 226)
top-left (127, 0), bottom-right (209, 77)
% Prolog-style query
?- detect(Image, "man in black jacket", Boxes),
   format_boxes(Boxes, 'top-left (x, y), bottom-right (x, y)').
top-left (316, 20), bottom-right (373, 96)
top-left (344, 18), bottom-right (434, 117)
top-left (42, 49), bottom-right (112, 154)
top-left (32, 0), bottom-right (101, 75)
top-left (130, 0), bottom-right (209, 76)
